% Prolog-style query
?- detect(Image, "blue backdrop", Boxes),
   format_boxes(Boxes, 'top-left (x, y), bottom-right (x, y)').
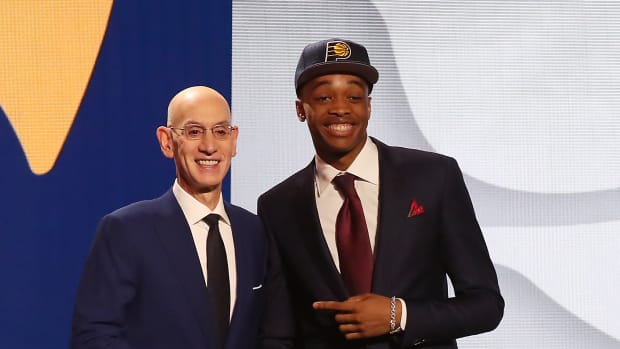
top-left (0, 1), bottom-right (231, 347)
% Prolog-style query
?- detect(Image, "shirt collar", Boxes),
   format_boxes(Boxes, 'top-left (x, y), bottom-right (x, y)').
top-left (314, 137), bottom-right (379, 196)
top-left (172, 180), bottom-right (230, 226)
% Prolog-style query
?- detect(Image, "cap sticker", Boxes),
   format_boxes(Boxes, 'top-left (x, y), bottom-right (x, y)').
top-left (325, 41), bottom-right (351, 62)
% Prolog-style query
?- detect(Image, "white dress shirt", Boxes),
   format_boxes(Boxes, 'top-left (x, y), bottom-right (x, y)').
top-left (314, 137), bottom-right (380, 270)
top-left (172, 180), bottom-right (237, 320)
top-left (314, 137), bottom-right (407, 329)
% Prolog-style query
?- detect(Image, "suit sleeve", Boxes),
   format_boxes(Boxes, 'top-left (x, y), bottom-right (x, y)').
top-left (70, 214), bottom-right (137, 349)
top-left (401, 158), bottom-right (504, 347)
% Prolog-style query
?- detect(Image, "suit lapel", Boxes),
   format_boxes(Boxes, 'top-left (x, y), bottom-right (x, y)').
top-left (371, 139), bottom-right (409, 294)
top-left (153, 191), bottom-right (214, 348)
top-left (294, 163), bottom-right (349, 299)
top-left (225, 203), bottom-right (248, 342)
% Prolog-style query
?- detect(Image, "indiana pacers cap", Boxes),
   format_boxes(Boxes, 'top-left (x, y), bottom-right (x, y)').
top-left (295, 38), bottom-right (379, 96)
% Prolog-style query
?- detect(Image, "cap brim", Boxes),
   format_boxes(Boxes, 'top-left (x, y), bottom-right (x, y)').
top-left (296, 61), bottom-right (379, 93)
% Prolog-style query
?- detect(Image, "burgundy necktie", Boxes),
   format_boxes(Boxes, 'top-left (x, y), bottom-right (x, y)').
top-left (333, 173), bottom-right (373, 295)
top-left (204, 214), bottom-right (229, 349)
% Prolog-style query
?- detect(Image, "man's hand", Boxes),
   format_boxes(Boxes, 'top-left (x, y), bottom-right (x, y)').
top-left (313, 293), bottom-right (401, 340)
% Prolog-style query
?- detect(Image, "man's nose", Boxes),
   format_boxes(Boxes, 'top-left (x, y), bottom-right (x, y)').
top-left (198, 130), bottom-right (218, 153)
top-left (329, 97), bottom-right (350, 116)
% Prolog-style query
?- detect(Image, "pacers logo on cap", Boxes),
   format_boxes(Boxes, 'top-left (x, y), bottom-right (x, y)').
top-left (325, 41), bottom-right (351, 62)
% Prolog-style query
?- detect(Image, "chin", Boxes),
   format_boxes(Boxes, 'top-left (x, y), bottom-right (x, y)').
top-left (326, 142), bottom-right (358, 154)
top-left (193, 177), bottom-right (225, 190)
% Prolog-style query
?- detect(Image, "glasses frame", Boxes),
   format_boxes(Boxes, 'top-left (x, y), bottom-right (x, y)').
top-left (167, 123), bottom-right (237, 140)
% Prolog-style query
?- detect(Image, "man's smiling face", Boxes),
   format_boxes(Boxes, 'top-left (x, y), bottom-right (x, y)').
top-left (296, 73), bottom-right (371, 170)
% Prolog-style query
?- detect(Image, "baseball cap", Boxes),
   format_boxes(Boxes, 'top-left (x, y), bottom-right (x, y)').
top-left (294, 38), bottom-right (379, 96)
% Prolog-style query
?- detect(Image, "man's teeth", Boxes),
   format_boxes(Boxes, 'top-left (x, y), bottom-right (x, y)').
top-left (198, 160), bottom-right (219, 166)
top-left (329, 124), bottom-right (352, 131)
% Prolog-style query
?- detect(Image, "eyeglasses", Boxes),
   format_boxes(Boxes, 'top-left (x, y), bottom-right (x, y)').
top-left (168, 124), bottom-right (237, 140)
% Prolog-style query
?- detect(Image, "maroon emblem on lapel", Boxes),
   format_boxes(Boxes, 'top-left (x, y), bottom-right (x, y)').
top-left (407, 199), bottom-right (425, 217)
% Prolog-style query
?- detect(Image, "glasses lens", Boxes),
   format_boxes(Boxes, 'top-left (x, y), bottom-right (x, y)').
top-left (212, 125), bottom-right (231, 139)
top-left (185, 125), bottom-right (204, 139)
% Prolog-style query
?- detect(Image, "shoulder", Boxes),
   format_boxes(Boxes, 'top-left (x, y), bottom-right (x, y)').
top-left (373, 137), bottom-right (458, 169)
top-left (225, 202), bottom-right (261, 225)
top-left (105, 191), bottom-right (175, 224)
top-left (258, 161), bottom-right (313, 203)
top-left (93, 191), bottom-right (177, 245)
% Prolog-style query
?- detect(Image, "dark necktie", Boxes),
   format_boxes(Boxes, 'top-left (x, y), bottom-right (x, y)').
top-left (204, 214), bottom-right (229, 348)
top-left (333, 173), bottom-right (374, 295)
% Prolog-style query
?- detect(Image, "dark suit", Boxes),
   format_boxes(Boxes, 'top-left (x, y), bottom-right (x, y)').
top-left (257, 138), bottom-right (504, 349)
top-left (71, 190), bottom-right (284, 349)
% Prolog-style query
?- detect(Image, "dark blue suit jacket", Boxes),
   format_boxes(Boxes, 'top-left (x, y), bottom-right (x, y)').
top-left (257, 138), bottom-right (504, 349)
top-left (71, 190), bottom-right (280, 349)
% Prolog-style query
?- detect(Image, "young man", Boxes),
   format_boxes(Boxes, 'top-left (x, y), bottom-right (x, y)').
top-left (257, 39), bottom-right (504, 348)
top-left (71, 86), bottom-right (288, 349)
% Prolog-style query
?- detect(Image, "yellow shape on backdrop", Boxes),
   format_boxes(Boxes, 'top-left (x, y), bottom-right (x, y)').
top-left (0, 1), bottom-right (114, 175)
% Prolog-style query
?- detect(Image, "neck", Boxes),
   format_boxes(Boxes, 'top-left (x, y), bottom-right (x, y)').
top-left (192, 192), bottom-right (221, 211)
top-left (318, 147), bottom-right (364, 172)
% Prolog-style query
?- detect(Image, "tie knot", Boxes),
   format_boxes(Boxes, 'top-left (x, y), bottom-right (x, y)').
top-left (333, 173), bottom-right (357, 195)
top-left (204, 213), bottom-right (220, 228)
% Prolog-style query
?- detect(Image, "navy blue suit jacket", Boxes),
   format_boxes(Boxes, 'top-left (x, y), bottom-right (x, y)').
top-left (71, 190), bottom-right (281, 349)
top-left (257, 138), bottom-right (504, 349)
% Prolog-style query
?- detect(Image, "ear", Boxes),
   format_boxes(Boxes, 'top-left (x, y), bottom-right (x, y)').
top-left (368, 95), bottom-right (372, 120)
top-left (156, 126), bottom-right (174, 159)
top-left (295, 99), bottom-right (306, 122)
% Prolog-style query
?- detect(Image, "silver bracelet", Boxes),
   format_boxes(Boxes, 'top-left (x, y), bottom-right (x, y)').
top-left (389, 296), bottom-right (402, 334)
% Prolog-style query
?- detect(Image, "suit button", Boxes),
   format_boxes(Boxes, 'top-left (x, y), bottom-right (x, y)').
top-left (413, 338), bottom-right (426, 346)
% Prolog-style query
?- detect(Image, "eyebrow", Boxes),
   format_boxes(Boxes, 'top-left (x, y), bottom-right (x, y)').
top-left (347, 79), bottom-right (367, 89)
top-left (183, 119), bottom-right (231, 126)
top-left (310, 81), bottom-right (331, 90)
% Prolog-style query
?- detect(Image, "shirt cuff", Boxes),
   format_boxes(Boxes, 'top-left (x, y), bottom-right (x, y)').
top-left (397, 297), bottom-right (407, 330)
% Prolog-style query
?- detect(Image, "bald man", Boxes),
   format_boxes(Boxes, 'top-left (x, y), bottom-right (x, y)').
top-left (71, 86), bottom-right (290, 349)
